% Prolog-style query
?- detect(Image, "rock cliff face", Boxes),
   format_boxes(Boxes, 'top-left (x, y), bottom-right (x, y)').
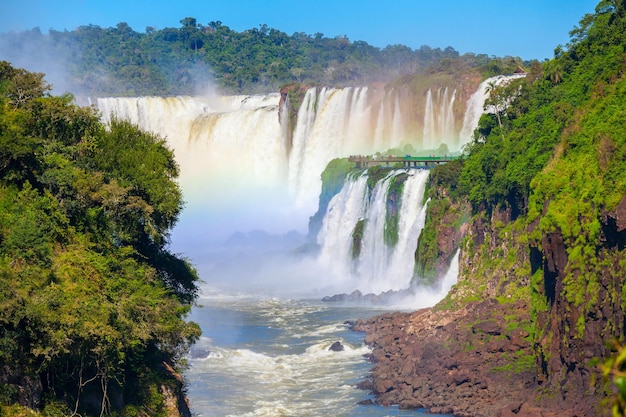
top-left (530, 195), bottom-right (626, 404)
top-left (161, 362), bottom-right (193, 417)
top-left (413, 177), bottom-right (470, 285)
top-left (357, 195), bottom-right (626, 416)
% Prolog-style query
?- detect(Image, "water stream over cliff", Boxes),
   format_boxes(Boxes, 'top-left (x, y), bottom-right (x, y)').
top-left (96, 77), bottom-right (510, 415)
top-left (317, 170), bottom-right (430, 294)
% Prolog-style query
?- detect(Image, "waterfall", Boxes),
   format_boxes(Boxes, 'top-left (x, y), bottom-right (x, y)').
top-left (422, 87), bottom-right (457, 151)
top-left (317, 169), bottom-right (429, 294)
top-left (459, 74), bottom-right (526, 146)
top-left (97, 94), bottom-right (295, 242)
top-left (316, 174), bottom-right (369, 286)
top-left (97, 95), bottom-right (285, 189)
top-left (287, 86), bottom-right (417, 210)
top-left (96, 77), bottom-right (508, 281)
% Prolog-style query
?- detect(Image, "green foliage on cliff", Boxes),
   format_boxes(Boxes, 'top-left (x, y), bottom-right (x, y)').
top-left (414, 198), bottom-right (446, 284)
top-left (440, 0), bottom-right (626, 402)
top-left (351, 219), bottom-right (366, 259)
top-left (0, 62), bottom-right (200, 416)
top-left (365, 165), bottom-right (389, 192)
top-left (414, 159), bottom-right (468, 284)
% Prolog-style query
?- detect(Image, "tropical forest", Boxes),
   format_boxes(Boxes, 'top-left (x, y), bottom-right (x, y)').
top-left (1, 1), bottom-right (626, 416)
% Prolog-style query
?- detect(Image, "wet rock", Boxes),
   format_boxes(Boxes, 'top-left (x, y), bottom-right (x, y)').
top-left (322, 294), bottom-right (347, 302)
top-left (472, 319), bottom-right (501, 335)
top-left (356, 379), bottom-right (373, 390)
top-left (329, 341), bottom-right (344, 352)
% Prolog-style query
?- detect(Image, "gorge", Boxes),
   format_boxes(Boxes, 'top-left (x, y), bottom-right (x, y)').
top-left (95, 76), bottom-right (506, 416)
top-left (57, 6), bottom-right (626, 412)
top-left (4, 3), bottom-right (626, 416)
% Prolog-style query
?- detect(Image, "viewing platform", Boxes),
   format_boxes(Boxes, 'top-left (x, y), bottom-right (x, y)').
top-left (348, 155), bottom-right (458, 169)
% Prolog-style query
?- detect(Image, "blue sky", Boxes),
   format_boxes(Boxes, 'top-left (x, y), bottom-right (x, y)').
top-left (0, 0), bottom-right (598, 61)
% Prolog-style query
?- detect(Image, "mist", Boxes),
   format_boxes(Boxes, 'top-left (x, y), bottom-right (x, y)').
top-left (0, 28), bottom-right (79, 96)
top-left (94, 82), bottom-right (476, 307)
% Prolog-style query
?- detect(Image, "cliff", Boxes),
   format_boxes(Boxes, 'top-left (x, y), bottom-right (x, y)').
top-left (355, 199), bottom-right (616, 415)
top-left (356, 2), bottom-right (626, 415)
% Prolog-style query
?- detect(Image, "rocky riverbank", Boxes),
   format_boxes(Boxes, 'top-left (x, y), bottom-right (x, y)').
top-left (353, 299), bottom-right (602, 417)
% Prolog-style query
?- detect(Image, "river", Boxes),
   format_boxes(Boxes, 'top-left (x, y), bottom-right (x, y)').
top-left (185, 287), bottom-right (454, 417)
top-left (96, 85), bottom-right (478, 416)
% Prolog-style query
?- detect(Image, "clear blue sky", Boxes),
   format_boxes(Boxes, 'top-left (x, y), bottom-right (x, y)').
top-left (0, 0), bottom-right (598, 60)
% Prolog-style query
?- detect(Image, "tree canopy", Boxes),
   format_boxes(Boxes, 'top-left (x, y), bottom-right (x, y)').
top-left (0, 61), bottom-right (200, 416)
top-left (0, 19), bottom-right (508, 96)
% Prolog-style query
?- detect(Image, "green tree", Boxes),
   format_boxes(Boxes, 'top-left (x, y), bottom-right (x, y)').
top-left (0, 63), bottom-right (199, 416)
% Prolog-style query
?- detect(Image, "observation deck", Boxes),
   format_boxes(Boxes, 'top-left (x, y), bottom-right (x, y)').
top-left (348, 155), bottom-right (458, 169)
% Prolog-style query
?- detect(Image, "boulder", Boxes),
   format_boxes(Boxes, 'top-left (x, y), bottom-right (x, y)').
top-left (329, 341), bottom-right (345, 352)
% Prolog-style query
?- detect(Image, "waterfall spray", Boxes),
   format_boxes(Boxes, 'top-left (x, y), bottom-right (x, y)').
top-left (96, 76), bottom-right (515, 294)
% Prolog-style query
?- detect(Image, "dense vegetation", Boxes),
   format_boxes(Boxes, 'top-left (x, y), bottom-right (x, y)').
top-left (1, 18), bottom-right (512, 96)
top-left (0, 62), bottom-right (200, 416)
top-left (4, 0), bottom-right (626, 413)
top-left (422, 0), bottom-right (626, 409)
top-left (456, 0), bottom-right (626, 297)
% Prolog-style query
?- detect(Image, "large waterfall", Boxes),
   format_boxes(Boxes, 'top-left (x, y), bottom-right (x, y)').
top-left (96, 76), bottom-right (519, 293)
top-left (97, 94), bottom-right (294, 243)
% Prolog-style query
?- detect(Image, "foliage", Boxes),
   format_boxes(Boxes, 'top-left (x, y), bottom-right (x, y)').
top-left (366, 165), bottom-right (389, 192)
top-left (413, 160), bottom-right (468, 284)
top-left (351, 219), bottom-right (366, 259)
top-left (442, 0), bottom-right (626, 405)
top-left (0, 20), bottom-right (522, 96)
top-left (604, 341), bottom-right (626, 417)
top-left (413, 196), bottom-right (447, 284)
top-left (0, 62), bottom-right (200, 415)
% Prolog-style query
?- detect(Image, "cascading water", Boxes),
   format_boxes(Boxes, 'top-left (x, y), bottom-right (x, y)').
top-left (423, 87), bottom-right (457, 150)
top-left (317, 169), bottom-right (430, 294)
top-left (94, 78), bottom-right (508, 417)
top-left (97, 94), bottom-right (296, 245)
top-left (287, 86), bottom-right (410, 210)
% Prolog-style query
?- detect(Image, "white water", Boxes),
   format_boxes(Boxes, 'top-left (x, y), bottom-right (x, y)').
top-left (287, 86), bottom-right (409, 210)
top-left (317, 170), bottom-right (430, 294)
top-left (186, 292), bottom-right (455, 417)
top-left (423, 87), bottom-right (456, 151)
top-left (97, 94), bottom-right (299, 242)
top-left (95, 81), bottom-right (478, 416)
